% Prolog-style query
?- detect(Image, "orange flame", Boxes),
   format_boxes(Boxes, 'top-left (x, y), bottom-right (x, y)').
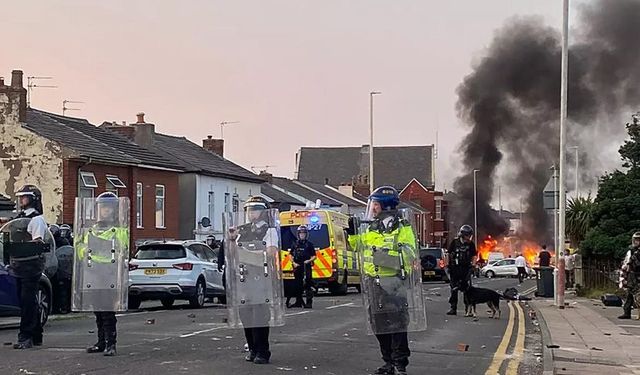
top-left (477, 235), bottom-right (498, 262)
top-left (477, 236), bottom-right (554, 267)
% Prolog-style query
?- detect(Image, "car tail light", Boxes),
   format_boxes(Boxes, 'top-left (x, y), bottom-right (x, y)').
top-left (438, 259), bottom-right (445, 269)
top-left (331, 249), bottom-right (337, 264)
top-left (129, 263), bottom-right (139, 271)
top-left (173, 263), bottom-right (193, 271)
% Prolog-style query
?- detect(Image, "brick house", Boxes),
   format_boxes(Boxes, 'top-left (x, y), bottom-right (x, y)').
top-left (101, 117), bottom-right (264, 241)
top-left (0, 70), bottom-right (183, 248)
top-left (400, 178), bottom-right (448, 247)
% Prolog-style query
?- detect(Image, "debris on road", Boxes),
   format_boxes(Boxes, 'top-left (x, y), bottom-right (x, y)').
top-left (187, 313), bottom-right (196, 318)
top-left (276, 367), bottom-right (293, 371)
top-left (146, 319), bottom-right (155, 325)
top-left (457, 343), bottom-right (469, 352)
top-left (430, 292), bottom-right (442, 297)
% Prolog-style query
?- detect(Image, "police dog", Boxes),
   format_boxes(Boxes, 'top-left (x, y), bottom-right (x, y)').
top-left (458, 282), bottom-right (502, 319)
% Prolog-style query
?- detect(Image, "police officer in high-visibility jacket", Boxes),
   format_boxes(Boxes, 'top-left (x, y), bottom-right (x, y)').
top-left (73, 192), bottom-right (130, 357)
top-left (359, 186), bottom-right (425, 375)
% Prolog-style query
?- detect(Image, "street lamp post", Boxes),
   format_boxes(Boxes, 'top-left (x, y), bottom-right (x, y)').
top-left (369, 91), bottom-right (382, 193)
top-left (473, 169), bottom-right (479, 249)
top-left (557, 0), bottom-right (569, 309)
top-left (570, 146), bottom-right (579, 197)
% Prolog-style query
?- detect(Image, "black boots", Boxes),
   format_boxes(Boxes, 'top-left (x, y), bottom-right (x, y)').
top-left (104, 344), bottom-right (117, 357)
top-left (13, 340), bottom-right (33, 350)
top-left (86, 342), bottom-right (106, 353)
top-left (446, 308), bottom-right (457, 315)
top-left (304, 297), bottom-right (313, 309)
top-left (618, 313), bottom-right (632, 319)
top-left (245, 352), bottom-right (256, 362)
top-left (374, 363), bottom-right (394, 375)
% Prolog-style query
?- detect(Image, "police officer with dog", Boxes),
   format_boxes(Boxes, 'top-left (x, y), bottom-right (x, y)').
top-left (1, 184), bottom-right (53, 349)
top-left (619, 232), bottom-right (640, 319)
top-left (445, 225), bottom-right (478, 316)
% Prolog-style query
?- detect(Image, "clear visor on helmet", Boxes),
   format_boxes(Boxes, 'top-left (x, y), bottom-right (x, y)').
top-left (244, 202), bottom-right (266, 223)
top-left (364, 199), bottom-right (384, 221)
top-left (97, 200), bottom-right (118, 224)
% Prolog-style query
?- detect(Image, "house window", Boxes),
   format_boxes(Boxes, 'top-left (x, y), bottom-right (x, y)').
top-left (136, 183), bottom-right (143, 228)
top-left (435, 200), bottom-right (442, 220)
top-left (106, 175), bottom-right (126, 196)
top-left (208, 191), bottom-right (215, 227)
top-left (78, 171), bottom-right (97, 217)
top-left (155, 185), bottom-right (165, 228)
top-left (232, 194), bottom-right (239, 213)
top-left (224, 192), bottom-right (230, 213)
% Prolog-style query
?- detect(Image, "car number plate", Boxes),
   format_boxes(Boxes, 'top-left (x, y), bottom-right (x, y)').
top-left (423, 271), bottom-right (435, 276)
top-left (144, 268), bottom-right (166, 276)
top-left (283, 272), bottom-right (294, 280)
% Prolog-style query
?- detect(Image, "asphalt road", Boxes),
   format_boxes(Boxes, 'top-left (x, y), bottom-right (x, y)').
top-left (0, 277), bottom-right (540, 375)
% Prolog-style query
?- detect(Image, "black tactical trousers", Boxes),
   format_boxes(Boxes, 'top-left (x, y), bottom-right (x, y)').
top-left (293, 264), bottom-right (314, 304)
top-left (623, 291), bottom-right (635, 316)
top-left (17, 275), bottom-right (43, 344)
top-left (449, 267), bottom-right (471, 309)
top-left (375, 332), bottom-right (410, 369)
top-left (94, 312), bottom-right (117, 346)
top-left (244, 327), bottom-right (270, 359)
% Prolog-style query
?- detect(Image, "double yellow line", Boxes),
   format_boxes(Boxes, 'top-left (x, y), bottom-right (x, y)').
top-left (484, 301), bottom-right (526, 375)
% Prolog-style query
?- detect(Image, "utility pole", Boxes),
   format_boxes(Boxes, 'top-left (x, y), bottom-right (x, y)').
top-left (570, 146), bottom-right (579, 197)
top-left (473, 169), bottom-right (479, 249)
top-left (369, 91), bottom-right (382, 193)
top-left (556, 0), bottom-right (569, 309)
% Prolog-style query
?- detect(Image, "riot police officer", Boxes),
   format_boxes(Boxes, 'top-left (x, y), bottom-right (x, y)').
top-left (74, 192), bottom-right (130, 356)
top-left (619, 232), bottom-right (640, 319)
top-left (445, 225), bottom-right (477, 315)
top-left (7, 184), bottom-right (50, 349)
top-left (288, 225), bottom-right (317, 308)
top-left (224, 196), bottom-right (282, 365)
top-left (360, 186), bottom-right (424, 375)
top-left (59, 224), bottom-right (74, 246)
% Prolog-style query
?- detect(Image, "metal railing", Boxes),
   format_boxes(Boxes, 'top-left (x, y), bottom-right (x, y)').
top-left (580, 258), bottom-right (620, 290)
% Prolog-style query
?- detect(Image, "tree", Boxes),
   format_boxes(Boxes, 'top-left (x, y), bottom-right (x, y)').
top-left (582, 113), bottom-right (640, 259)
top-left (566, 195), bottom-right (594, 247)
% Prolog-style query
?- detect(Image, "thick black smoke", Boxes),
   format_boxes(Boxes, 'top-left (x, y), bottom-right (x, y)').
top-left (453, 0), bottom-right (640, 242)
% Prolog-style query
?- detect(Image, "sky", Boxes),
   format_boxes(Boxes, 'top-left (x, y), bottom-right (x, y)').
top-left (3, 0), bottom-right (575, 200)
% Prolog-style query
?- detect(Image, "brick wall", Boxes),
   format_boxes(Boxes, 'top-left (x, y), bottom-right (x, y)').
top-left (400, 180), bottom-right (448, 247)
top-left (63, 160), bottom-right (179, 248)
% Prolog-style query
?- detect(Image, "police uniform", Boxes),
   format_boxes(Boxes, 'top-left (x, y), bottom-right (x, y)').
top-left (290, 238), bottom-right (316, 308)
top-left (620, 240), bottom-right (640, 319)
top-left (8, 185), bottom-right (50, 349)
top-left (77, 225), bottom-right (129, 355)
top-left (234, 218), bottom-right (279, 363)
top-left (361, 212), bottom-right (416, 373)
top-left (447, 237), bottom-right (477, 313)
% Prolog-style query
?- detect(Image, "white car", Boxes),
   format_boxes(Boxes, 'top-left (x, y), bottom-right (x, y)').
top-left (481, 258), bottom-right (534, 278)
top-left (128, 241), bottom-right (225, 309)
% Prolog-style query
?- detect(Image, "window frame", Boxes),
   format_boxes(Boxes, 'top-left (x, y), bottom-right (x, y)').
top-left (106, 175), bottom-right (127, 189)
top-left (232, 194), bottom-right (239, 213)
top-left (79, 171), bottom-right (98, 188)
top-left (136, 182), bottom-right (143, 229)
top-left (224, 192), bottom-right (230, 213)
top-left (207, 191), bottom-right (215, 227)
top-left (155, 184), bottom-right (166, 229)
top-left (435, 200), bottom-right (442, 220)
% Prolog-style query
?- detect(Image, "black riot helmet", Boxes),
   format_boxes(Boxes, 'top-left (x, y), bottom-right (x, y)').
top-left (16, 184), bottom-right (43, 214)
top-left (96, 192), bottom-right (119, 227)
top-left (59, 224), bottom-right (72, 239)
top-left (459, 225), bottom-right (474, 239)
top-left (49, 224), bottom-right (61, 238)
top-left (243, 196), bottom-right (270, 223)
top-left (297, 225), bottom-right (309, 240)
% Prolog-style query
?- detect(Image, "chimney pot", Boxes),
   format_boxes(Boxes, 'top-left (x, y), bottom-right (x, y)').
top-left (0, 77), bottom-right (4, 86)
top-left (136, 112), bottom-right (145, 123)
top-left (10, 70), bottom-right (23, 88)
top-left (207, 135), bottom-right (212, 139)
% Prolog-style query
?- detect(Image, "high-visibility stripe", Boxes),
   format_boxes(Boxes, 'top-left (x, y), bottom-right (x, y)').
top-left (281, 252), bottom-right (293, 271)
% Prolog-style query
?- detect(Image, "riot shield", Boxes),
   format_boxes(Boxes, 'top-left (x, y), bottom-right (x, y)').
top-left (223, 209), bottom-right (285, 328)
top-left (0, 218), bottom-right (56, 278)
top-left (358, 209), bottom-right (427, 335)
top-left (72, 197), bottom-right (130, 312)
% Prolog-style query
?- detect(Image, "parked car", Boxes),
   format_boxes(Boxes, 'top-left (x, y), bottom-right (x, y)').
top-left (481, 258), bottom-right (534, 278)
top-left (128, 241), bottom-right (225, 309)
top-left (420, 247), bottom-right (449, 282)
top-left (0, 261), bottom-right (53, 327)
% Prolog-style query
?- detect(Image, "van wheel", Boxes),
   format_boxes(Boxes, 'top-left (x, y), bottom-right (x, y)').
top-left (189, 280), bottom-right (206, 308)
top-left (486, 271), bottom-right (496, 279)
top-left (355, 284), bottom-right (362, 293)
top-left (37, 283), bottom-right (51, 327)
top-left (329, 272), bottom-right (348, 296)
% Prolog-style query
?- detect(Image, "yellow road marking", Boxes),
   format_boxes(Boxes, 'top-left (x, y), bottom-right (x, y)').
top-left (485, 302), bottom-right (515, 375)
top-left (506, 302), bottom-right (526, 375)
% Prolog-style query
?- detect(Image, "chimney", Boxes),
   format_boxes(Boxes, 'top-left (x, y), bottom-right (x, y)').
top-left (259, 170), bottom-right (273, 184)
top-left (203, 135), bottom-right (224, 157)
top-left (0, 69), bottom-right (27, 123)
top-left (338, 184), bottom-right (354, 198)
top-left (11, 70), bottom-right (23, 88)
top-left (132, 112), bottom-right (155, 148)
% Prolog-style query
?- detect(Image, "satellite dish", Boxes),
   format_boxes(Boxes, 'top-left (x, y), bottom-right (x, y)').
top-left (200, 217), bottom-right (211, 228)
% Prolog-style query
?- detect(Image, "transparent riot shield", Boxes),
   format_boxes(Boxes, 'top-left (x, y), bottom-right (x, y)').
top-left (0, 218), bottom-right (56, 278)
top-left (223, 209), bottom-right (285, 328)
top-left (358, 209), bottom-right (427, 335)
top-left (72, 197), bottom-right (130, 312)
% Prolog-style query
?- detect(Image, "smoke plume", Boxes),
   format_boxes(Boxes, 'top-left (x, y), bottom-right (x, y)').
top-left (453, 0), bottom-right (640, 243)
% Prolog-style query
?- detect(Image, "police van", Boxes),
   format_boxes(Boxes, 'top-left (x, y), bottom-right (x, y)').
top-left (280, 210), bottom-right (361, 295)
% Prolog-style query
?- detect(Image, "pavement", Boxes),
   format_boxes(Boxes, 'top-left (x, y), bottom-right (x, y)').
top-left (531, 293), bottom-right (640, 375)
top-left (0, 278), bottom-right (540, 375)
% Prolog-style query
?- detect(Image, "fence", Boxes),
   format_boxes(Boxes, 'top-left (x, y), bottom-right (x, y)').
top-left (580, 258), bottom-right (620, 290)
